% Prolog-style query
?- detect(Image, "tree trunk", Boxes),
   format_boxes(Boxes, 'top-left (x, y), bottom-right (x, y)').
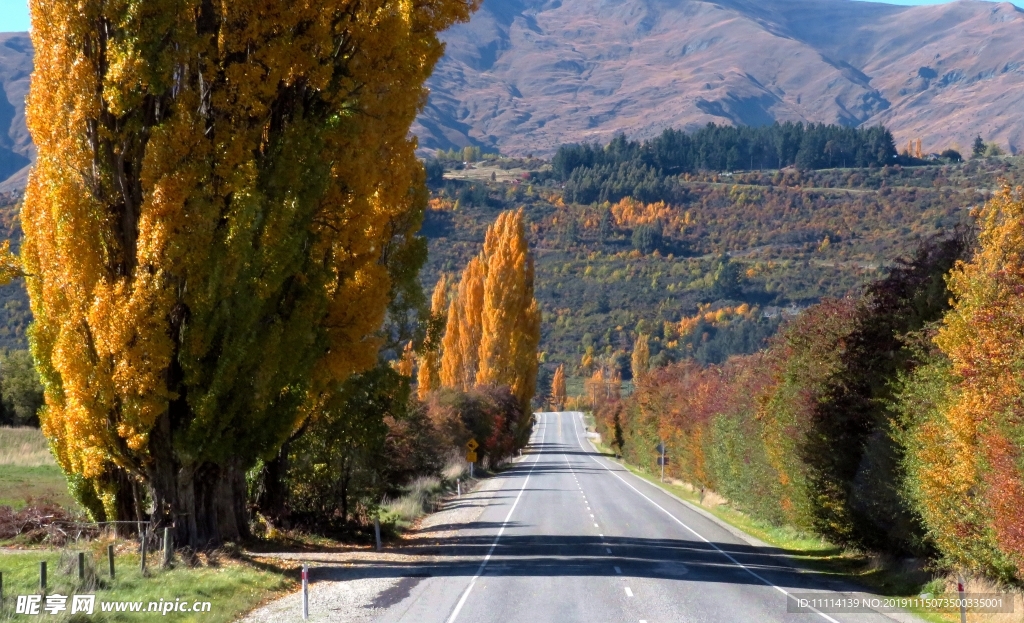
top-left (143, 411), bottom-right (251, 548)
top-left (254, 445), bottom-right (291, 526)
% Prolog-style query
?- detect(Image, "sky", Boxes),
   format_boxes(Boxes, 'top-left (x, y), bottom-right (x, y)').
top-left (2, 0), bottom-right (1023, 32)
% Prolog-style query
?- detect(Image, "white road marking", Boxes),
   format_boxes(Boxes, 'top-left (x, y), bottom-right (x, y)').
top-left (606, 547), bottom-right (613, 554)
top-left (590, 514), bottom-right (595, 518)
top-left (445, 418), bottom-right (544, 623)
top-left (614, 566), bottom-right (622, 574)
top-left (569, 412), bottom-right (843, 623)
top-left (594, 523), bottom-right (599, 527)
top-left (625, 587), bottom-right (634, 597)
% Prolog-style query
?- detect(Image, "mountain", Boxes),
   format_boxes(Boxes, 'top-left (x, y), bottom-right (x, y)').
top-left (1, 1), bottom-right (1022, 190)
top-left (0, 33), bottom-right (32, 194)
top-left (413, 0), bottom-right (1024, 156)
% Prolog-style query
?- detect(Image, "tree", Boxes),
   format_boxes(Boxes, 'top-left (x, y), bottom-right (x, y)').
top-left (550, 364), bottom-right (566, 411)
top-left (973, 135), bottom-right (987, 158)
top-left (22, 0), bottom-right (477, 546)
top-left (0, 350), bottom-right (45, 427)
top-left (417, 275), bottom-right (449, 399)
top-left (631, 334), bottom-right (650, 384)
top-left (926, 185), bottom-right (1024, 576)
top-left (477, 209), bottom-right (542, 414)
top-left (631, 222), bottom-right (663, 254)
top-left (440, 258), bottom-right (485, 391)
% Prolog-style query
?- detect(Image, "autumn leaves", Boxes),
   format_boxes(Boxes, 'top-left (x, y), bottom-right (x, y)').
top-left (20, 0), bottom-right (478, 544)
top-left (421, 209), bottom-right (542, 415)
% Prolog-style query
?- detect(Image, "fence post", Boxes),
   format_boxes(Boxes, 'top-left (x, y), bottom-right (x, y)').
top-left (108, 544), bottom-right (115, 579)
top-left (40, 561), bottom-right (46, 591)
top-left (301, 564), bottom-right (309, 620)
top-left (78, 552), bottom-right (86, 580)
top-left (163, 527), bottom-right (172, 568)
top-left (140, 527), bottom-right (148, 574)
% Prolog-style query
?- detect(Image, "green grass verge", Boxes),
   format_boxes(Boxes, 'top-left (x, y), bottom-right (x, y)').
top-left (0, 465), bottom-right (77, 510)
top-left (0, 546), bottom-right (295, 622)
top-left (581, 414), bottom-right (955, 623)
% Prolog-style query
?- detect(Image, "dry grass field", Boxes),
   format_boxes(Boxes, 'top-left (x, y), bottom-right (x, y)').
top-left (0, 426), bottom-right (75, 509)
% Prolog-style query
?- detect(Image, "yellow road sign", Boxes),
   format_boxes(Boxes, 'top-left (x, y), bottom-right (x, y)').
top-left (466, 451), bottom-right (478, 463)
top-left (465, 438), bottom-right (479, 451)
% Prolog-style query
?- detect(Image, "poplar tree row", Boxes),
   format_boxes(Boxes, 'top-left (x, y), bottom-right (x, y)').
top-left (419, 209), bottom-right (542, 417)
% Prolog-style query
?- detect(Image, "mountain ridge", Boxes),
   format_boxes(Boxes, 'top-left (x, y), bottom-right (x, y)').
top-left (1, 0), bottom-right (1023, 190)
top-left (413, 0), bottom-right (1024, 156)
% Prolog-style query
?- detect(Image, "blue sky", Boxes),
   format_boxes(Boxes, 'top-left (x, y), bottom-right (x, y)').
top-left (1, 0), bottom-right (1023, 32)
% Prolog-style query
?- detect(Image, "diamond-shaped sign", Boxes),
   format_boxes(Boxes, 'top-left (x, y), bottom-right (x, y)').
top-left (465, 438), bottom-right (479, 451)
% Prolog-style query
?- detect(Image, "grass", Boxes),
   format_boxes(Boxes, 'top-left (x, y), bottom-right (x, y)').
top-left (0, 544), bottom-right (296, 622)
top-left (381, 456), bottom-right (469, 529)
top-left (0, 427), bottom-right (77, 511)
top-left (580, 413), bottom-right (967, 623)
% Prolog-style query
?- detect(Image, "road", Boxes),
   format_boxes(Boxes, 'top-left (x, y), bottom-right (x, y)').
top-left (348, 412), bottom-right (918, 623)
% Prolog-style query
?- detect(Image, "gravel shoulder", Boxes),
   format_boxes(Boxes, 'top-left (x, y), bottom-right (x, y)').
top-left (238, 467), bottom-right (512, 623)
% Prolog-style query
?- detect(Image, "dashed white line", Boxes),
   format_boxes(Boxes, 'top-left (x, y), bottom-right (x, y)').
top-left (625, 587), bottom-right (634, 597)
top-left (614, 566), bottom-right (622, 574)
top-left (569, 412), bottom-right (843, 623)
top-left (606, 547), bottom-right (613, 554)
top-left (445, 418), bottom-right (544, 623)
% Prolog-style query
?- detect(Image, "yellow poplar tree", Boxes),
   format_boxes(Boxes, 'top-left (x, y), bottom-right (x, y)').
top-left (477, 209), bottom-right (542, 413)
top-left (22, 0), bottom-right (477, 545)
top-left (632, 334), bottom-right (650, 384)
top-left (550, 364), bottom-right (566, 411)
top-left (417, 274), bottom-right (449, 398)
top-left (440, 256), bottom-right (485, 390)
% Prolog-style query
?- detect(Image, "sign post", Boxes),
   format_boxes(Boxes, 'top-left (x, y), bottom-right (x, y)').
top-left (656, 442), bottom-right (667, 482)
top-left (466, 439), bottom-right (479, 478)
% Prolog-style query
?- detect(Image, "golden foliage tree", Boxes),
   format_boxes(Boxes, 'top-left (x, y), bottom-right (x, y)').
top-left (550, 364), bottom-right (566, 411)
top-left (23, 0), bottom-right (477, 545)
top-left (417, 274), bottom-right (449, 399)
top-left (631, 334), bottom-right (650, 384)
top-left (440, 257), bottom-right (485, 391)
top-left (917, 185), bottom-right (1024, 574)
top-left (477, 209), bottom-right (542, 413)
top-left (437, 210), bottom-right (540, 413)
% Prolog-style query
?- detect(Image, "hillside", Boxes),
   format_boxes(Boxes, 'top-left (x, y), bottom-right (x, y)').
top-left (422, 155), bottom-right (1024, 382)
top-left (0, 33), bottom-right (32, 193)
top-left (413, 0), bottom-right (1024, 156)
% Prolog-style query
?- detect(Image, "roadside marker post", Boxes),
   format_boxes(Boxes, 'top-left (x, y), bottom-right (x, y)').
top-left (656, 442), bottom-right (667, 482)
top-left (107, 544), bottom-right (115, 578)
top-left (39, 561), bottom-right (46, 591)
top-left (374, 516), bottom-right (382, 552)
top-left (957, 573), bottom-right (967, 623)
top-left (302, 564), bottom-right (309, 620)
top-left (78, 552), bottom-right (85, 580)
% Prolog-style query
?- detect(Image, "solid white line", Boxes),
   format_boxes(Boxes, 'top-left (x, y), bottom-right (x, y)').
top-left (445, 418), bottom-right (545, 623)
top-left (569, 413), bottom-right (842, 623)
top-left (625, 587), bottom-right (634, 597)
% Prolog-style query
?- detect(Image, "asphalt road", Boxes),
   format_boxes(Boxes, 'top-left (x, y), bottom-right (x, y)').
top-left (365, 411), bottom-right (915, 623)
